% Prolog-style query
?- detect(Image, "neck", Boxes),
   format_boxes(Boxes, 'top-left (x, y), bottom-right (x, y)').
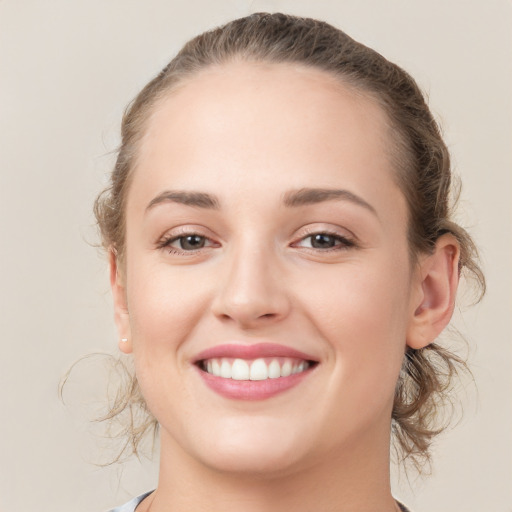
top-left (142, 424), bottom-right (398, 512)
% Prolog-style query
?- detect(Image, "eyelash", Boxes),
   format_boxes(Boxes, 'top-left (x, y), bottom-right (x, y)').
top-left (293, 230), bottom-right (356, 252)
top-left (156, 230), bottom-right (356, 256)
top-left (157, 232), bottom-right (218, 255)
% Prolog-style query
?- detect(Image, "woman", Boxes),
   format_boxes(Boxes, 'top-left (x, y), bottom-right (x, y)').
top-left (95, 13), bottom-right (484, 512)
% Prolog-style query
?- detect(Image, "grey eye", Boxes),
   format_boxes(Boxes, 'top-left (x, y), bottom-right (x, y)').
top-left (179, 235), bottom-right (206, 250)
top-left (309, 234), bottom-right (339, 249)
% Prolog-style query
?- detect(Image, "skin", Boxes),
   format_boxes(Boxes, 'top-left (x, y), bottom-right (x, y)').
top-left (111, 62), bottom-right (460, 512)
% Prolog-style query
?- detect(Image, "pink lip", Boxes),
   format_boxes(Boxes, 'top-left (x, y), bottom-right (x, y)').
top-left (196, 368), bottom-right (314, 400)
top-left (192, 343), bottom-right (318, 401)
top-left (193, 343), bottom-right (317, 362)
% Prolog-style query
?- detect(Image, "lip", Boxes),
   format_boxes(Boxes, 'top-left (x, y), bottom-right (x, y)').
top-left (193, 343), bottom-right (318, 363)
top-left (193, 343), bottom-right (319, 401)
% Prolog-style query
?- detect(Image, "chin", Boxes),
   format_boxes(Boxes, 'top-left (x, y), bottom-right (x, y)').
top-left (201, 443), bottom-right (304, 477)
top-left (183, 416), bottom-right (313, 477)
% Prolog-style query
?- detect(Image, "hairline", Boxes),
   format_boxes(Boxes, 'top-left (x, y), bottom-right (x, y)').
top-left (115, 57), bottom-right (420, 268)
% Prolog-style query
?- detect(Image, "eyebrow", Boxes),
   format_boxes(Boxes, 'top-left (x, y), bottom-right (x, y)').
top-left (145, 187), bottom-right (377, 216)
top-left (146, 190), bottom-right (220, 211)
top-left (283, 188), bottom-right (378, 216)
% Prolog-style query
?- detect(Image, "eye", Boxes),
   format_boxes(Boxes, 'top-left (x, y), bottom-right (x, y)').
top-left (295, 232), bottom-right (355, 251)
top-left (174, 234), bottom-right (207, 250)
top-left (157, 232), bottom-right (218, 254)
top-left (307, 233), bottom-right (340, 249)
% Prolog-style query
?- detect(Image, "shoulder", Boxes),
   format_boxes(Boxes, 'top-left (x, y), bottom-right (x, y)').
top-left (107, 491), bottom-right (154, 512)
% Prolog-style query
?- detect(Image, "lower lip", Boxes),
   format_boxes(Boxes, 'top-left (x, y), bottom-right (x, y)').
top-left (195, 366), bottom-right (315, 400)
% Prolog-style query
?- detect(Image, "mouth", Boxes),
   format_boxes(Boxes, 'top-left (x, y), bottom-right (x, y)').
top-left (193, 343), bottom-right (319, 400)
top-left (197, 357), bottom-right (315, 381)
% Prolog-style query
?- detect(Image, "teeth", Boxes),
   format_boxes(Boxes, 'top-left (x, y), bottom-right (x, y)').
top-left (232, 359), bottom-right (249, 380)
top-left (268, 359), bottom-right (281, 379)
top-left (220, 360), bottom-right (232, 379)
top-left (281, 360), bottom-right (292, 377)
top-left (249, 358), bottom-right (268, 380)
top-left (203, 357), bottom-right (311, 380)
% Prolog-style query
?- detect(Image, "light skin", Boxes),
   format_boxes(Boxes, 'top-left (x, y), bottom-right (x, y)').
top-left (110, 62), bottom-right (460, 512)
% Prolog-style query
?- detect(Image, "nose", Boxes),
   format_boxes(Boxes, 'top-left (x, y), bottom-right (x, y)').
top-left (211, 241), bottom-right (291, 329)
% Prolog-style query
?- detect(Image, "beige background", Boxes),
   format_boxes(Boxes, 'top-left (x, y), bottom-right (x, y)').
top-left (1, 1), bottom-right (511, 511)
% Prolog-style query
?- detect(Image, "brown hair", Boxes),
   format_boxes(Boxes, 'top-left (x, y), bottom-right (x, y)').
top-left (94, 12), bottom-right (485, 469)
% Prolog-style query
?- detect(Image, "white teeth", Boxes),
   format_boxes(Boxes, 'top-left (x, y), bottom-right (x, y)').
top-left (231, 359), bottom-right (250, 380)
top-left (268, 359), bottom-right (281, 379)
top-left (220, 360), bottom-right (232, 378)
top-left (280, 360), bottom-right (292, 377)
top-left (202, 357), bottom-right (312, 380)
top-left (249, 358), bottom-right (268, 380)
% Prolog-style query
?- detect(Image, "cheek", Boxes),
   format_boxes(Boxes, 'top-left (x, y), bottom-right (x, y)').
top-left (125, 264), bottom-right (207, 427)
top-left (301, 260), bottom-right (411, 388)
top-left (304, 271), bottom-right (410, 439)
top-left (126, 260), bottom-right (212, 361)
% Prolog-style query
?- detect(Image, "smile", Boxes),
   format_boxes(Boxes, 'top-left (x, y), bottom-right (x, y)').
top-left (193, 343), bottom-right (318, 400)
top-left (199, 357), bottom-right (312, 380)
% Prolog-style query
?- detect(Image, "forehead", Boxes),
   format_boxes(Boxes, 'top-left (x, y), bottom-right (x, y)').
top-left (142, 61), bottom-right (391, 160)
top-left (130, 61), bottom-right (403, 224)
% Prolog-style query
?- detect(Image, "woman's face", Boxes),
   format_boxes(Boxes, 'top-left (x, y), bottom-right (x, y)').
top-left (115, 62), bottom-right (424, 475)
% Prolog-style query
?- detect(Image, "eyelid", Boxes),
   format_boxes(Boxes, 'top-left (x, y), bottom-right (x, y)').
top-left (290, 225), bottom-right (359, 252)
top-left (295, 233), bottom-right (354, 249)
top-left (294, 224), bottom-right (357, 241)
top-left (155, 225), bottom-right (220, 252)
top-left (155, 224), bottom-right (358, 255)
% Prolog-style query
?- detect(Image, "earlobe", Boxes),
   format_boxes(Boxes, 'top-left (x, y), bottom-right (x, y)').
top-left (406, 234), bottom-right (460, 349)
top-left (109, 249), bottom-right (133, 354)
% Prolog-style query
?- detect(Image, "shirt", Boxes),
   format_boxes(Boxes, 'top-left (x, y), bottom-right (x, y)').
top-left (108, 492), bottom-right (411, 511)
top-left (108, 491), bottom-right (153, 512)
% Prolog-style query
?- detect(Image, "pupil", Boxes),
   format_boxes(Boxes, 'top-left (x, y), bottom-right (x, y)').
top-left (312, 234), bottom-right (335, 248)
top-left (181, 235), bottom-right (205, 250)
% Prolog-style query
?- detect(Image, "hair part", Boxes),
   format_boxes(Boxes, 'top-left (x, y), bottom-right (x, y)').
top-left (94, 12), bottom-right (485, 470)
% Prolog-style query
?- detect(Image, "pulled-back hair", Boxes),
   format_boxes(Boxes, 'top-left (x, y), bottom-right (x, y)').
top-left (94, 12), bottom-right (485, 469)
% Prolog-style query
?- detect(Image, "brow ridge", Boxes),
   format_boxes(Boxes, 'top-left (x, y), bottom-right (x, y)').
top-left (283, 187), bottom-right (377, 215)
top-left (146, 190), bottom-right (220, 211)
top-left (146, 187), bottom-right (376, 216)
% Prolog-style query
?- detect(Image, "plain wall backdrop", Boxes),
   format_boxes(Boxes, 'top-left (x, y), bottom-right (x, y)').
top-left (1, 1), bottom-right (510, 511)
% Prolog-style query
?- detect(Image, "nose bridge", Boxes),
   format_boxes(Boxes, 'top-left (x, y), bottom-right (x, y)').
top-left (212, 233), bottom-right (289, 326)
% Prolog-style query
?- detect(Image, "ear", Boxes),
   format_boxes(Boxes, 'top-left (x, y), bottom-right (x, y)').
top-left (406, 234), bottom-right (460, 349)
top-left (110, 249), bottom-right (133, 354)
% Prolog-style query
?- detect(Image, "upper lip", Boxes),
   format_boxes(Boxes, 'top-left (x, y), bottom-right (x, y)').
top-left (193, 343), bottom-right (319, 363)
